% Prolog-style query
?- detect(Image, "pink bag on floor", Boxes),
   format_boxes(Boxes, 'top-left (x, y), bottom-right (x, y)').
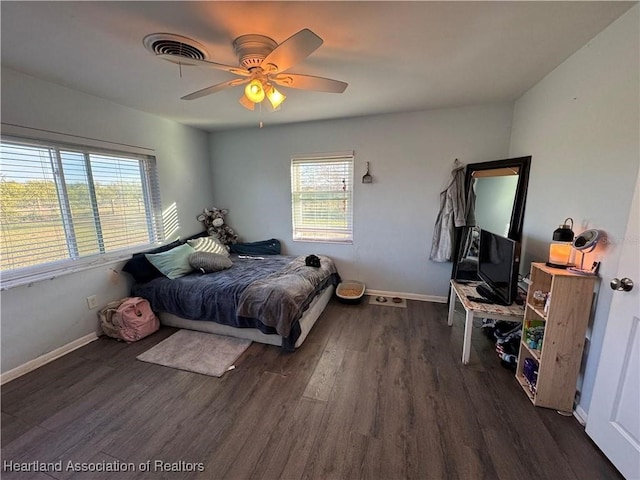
top-left (99, 297), bottom-right (159, 343)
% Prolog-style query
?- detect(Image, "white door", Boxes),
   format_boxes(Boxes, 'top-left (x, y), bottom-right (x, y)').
top-left (586, 170), bottom-right (640, 480)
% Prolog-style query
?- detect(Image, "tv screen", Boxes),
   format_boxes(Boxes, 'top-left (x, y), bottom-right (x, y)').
top-left (477, 229), bottom-right (520, 305)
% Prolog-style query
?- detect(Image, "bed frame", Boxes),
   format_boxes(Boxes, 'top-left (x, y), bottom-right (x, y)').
top-left (158, 285), bottom-right (334, 349)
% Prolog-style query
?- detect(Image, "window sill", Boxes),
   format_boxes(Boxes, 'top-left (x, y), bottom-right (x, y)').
top-left (292, 238), bottom-right (353, 245)
top-left (0, 249), bottom-right (146, 291)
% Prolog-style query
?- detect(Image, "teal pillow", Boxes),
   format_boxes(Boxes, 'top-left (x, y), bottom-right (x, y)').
top-left (145, 243), bottom-right (195, 279)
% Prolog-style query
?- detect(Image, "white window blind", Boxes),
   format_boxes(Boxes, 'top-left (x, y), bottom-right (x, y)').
top-left (1, 136), bottom-right (163, 286)
top-left (291, 153), bottom-right (354, 243)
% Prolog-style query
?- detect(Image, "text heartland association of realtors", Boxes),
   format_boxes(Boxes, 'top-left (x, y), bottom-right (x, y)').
top-left (2, 460), bottom-right (206, 473)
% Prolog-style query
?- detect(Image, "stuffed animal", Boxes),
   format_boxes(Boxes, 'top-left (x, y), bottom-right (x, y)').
top-left (196, 208), bottom-right (239, 246)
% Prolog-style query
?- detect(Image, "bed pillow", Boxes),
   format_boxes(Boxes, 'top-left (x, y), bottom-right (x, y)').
top-left (187, 236), bottom-right (229, 257)
top-left (189, 252), bottom-right (233, 273)
top-left (230, 238), bottom-right (281, 255)
top-left (122, 240), bottom-right (182, 283)
top-left (145, 243), bottom-right (196, 280)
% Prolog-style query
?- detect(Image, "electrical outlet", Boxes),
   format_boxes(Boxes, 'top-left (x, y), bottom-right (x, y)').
top-left (86, 295), bottom-right (98, 310)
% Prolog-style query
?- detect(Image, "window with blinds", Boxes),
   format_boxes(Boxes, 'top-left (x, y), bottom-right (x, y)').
top-left (0, 136), bottom-right (163, 285)
top-left (291, 153), bottom-right (354, 243)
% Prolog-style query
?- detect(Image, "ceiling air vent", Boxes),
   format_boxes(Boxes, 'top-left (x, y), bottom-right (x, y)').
top-left (143, 33), bottom-right (209, 64)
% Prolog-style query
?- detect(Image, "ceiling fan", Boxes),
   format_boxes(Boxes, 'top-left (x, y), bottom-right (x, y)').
top-left (152, 29), bottom-right (348, 110)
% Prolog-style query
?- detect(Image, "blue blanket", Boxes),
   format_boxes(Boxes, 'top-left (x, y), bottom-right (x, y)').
top-left (131, 254), bottom-right (340, 349)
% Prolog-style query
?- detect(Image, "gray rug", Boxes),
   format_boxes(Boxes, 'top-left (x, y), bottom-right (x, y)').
top-left (137, 329), bottom-right (251, 377)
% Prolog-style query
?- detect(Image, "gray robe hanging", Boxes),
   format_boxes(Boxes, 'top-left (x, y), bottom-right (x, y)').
top-left (430, 164), bottom-right (466, 262)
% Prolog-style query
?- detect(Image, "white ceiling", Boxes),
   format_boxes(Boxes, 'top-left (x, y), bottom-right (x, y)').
top-left (1, 1), bottom-right (635, 132)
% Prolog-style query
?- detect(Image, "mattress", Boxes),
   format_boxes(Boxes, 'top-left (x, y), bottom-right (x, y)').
top-left (158, 285), bottom-right (334, 349)
top-left (132, 254), bottom-right (340, 349)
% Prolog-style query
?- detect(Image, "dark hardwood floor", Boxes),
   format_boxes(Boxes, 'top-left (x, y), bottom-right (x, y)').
top-left (1, 299), bottom-right (622, 480)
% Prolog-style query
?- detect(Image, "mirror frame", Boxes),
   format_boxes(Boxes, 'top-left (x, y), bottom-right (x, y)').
top-left (451, 155), bottom-right (531, 281)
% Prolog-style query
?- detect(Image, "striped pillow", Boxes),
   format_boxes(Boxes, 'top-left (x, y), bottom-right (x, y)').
top-left (187, 236), bottom-right (229, 257)
top-left (189, 252), bottom-right (233, 273)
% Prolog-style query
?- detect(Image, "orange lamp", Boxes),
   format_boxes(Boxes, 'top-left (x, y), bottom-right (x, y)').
top-left (546, 217), bottom-right (574, 268)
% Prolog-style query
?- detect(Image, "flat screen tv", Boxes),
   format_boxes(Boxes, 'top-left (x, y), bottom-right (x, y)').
top-left (477, 229), bottom-right (520, 306)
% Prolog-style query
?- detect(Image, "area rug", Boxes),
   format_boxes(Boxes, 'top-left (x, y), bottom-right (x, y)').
top-left (368, 295), bottom-right (407, 308)
top-left (137, 329), bottom-right (251, 377)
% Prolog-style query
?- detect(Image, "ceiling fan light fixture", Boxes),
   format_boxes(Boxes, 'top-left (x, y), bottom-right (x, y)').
top-left (245, 79), bottom-right (265, 103)
top-left (239, 94), bottom-right (255, 110)
top-left (156, 28), bottom-right (348, 111)
top-left (266, 85), bottom-right (286, 109)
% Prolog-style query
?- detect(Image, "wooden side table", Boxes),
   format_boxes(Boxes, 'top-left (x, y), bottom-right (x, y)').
top-left (448, 280), bottom-right (525, 364)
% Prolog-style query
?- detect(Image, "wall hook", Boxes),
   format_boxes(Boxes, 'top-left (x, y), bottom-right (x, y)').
top-left (362, 162), bottom-right (373, 184)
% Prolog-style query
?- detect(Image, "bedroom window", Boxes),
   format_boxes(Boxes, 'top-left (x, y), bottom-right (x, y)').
top-left (0, 136), bottom-right (163, 287)
top-left (291, 153), bottom-right (354, 243)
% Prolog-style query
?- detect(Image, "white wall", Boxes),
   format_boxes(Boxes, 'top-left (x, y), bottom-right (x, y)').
top-left (509, 5), bottom-right (639, 413)
top-left (1, 68), bottom-right (214, 374)
top-left (209, 104), bottom-right (513, 298)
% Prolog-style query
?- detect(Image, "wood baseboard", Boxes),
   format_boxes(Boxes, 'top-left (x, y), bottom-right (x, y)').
top-left (365, 289), bottom-right (448, 304)
top-left (574, 404), bottom-right (588, 425)
top-left (1, 332), bottom-right (99, 385)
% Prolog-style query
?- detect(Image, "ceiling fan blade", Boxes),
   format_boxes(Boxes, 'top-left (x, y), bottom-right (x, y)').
top-left (156, 54), bottom-right (249, 77)
top-left (272, 73), bottom-right (348, 93)
top-left (181, 78), bottom-right (249, 101)
top-left (261, 29), bottom-right (323, 73)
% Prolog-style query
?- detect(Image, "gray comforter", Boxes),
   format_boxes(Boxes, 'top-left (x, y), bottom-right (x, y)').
top-left (237, 254), bottom-right (338, 337)
top-left (132, 254), bottom-right (340, 345)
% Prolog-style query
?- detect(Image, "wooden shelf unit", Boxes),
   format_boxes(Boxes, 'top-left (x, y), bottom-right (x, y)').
top-left (515, 262), bottom-right (597, 412)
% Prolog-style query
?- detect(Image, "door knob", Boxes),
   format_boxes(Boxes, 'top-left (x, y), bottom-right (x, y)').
top-left (610, 277), bottom-right (634, 292)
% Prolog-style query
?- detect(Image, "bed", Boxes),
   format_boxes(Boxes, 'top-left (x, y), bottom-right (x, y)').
top-left (130, 253), bottom-right (340, 350)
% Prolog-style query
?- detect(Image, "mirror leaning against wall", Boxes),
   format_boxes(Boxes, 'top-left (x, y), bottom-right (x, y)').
top-left (451, 156), bottom-right (531, 281)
